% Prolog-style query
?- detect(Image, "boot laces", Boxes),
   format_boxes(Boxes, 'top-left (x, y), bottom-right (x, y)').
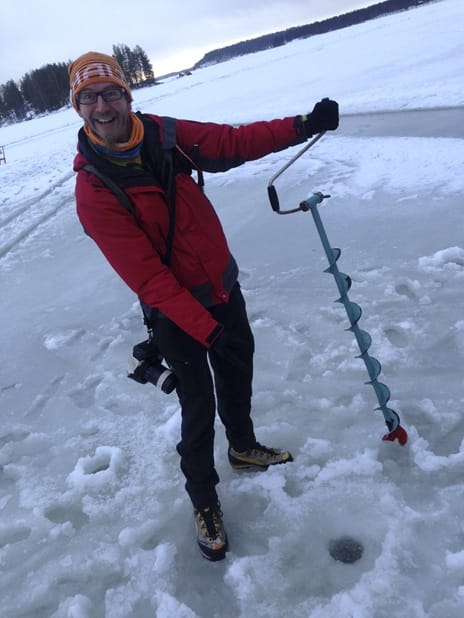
top-left (250, 443), bottom-right (279, 459)
top-left (198, 505), bottom-right (223, 541)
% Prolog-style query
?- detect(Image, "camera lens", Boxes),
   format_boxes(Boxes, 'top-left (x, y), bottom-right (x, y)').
top-left (128, 339), bottom-right (177, 394)
top-left (158, 371), bottom-right (177, 394)
top-left (144, 365), bottom-right (177, 394)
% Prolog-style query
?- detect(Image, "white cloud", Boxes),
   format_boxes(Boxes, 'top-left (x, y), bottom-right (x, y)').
top-left (0, 0), bottom-right (374, 83)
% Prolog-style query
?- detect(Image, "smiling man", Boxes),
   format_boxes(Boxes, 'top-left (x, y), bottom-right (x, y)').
top-left (69, 51), bottom-right (338, 561)
top-left (76, 84), bottom-right (131, 147)
top-left (70, 52), bottom-right (133, 148)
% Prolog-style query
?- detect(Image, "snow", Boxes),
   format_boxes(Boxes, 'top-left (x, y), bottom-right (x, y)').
top-left (1, 0), bottom-right (463, 616)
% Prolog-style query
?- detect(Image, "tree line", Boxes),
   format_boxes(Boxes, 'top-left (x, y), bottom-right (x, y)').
top-left (195, 0), bottom-right (433, 67)
top-left (0, 44), bottom-right (155, 125)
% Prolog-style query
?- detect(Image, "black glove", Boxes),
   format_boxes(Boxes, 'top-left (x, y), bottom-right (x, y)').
top-left (210, 330), bottom-right (250, 373)
top-left (302, 98), bottom-right (339, 137)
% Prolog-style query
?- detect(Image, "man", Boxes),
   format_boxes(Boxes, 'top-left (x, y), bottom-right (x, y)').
top-left (70, 51), bottom-right (339, 561)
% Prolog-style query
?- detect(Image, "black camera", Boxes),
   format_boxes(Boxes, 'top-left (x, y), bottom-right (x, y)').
top-left (128, 338), bottom-right (177, 394)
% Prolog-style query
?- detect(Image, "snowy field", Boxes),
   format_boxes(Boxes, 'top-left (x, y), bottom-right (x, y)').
top-left (1, 0), bottom-right (464, 616)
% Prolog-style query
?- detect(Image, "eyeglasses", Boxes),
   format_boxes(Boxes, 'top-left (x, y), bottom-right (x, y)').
top-left (76, 87), bottom-right (126, 105)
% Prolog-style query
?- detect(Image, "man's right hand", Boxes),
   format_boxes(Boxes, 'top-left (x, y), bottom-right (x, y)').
top-left (211, 330), bottom-right (250, 372)
top-left (303, 98), bottom-right (339, 136)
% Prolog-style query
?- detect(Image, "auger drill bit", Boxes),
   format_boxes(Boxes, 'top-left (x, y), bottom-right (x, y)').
top-left (299, 193), bottom-right (408, 445)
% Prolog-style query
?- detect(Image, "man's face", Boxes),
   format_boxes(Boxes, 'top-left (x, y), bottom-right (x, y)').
top-left (77, 82), bottom-right (131, 147)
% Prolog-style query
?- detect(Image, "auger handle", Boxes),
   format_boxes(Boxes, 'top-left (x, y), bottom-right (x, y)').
top-left (267, 131), bottom-right (326, 214)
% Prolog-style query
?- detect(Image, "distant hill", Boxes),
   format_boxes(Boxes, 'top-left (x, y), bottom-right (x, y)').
top-left (193, 0), bottom-right (433, 70)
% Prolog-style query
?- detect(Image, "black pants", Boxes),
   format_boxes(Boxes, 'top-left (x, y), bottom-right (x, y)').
top-left (154, 283), bottom-right (256, 509)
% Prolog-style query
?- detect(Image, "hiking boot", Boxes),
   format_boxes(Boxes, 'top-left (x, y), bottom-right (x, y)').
top-left (194, 503), bottom-right (228, 561)
top-left (228, 442), bottom-right (293, 470)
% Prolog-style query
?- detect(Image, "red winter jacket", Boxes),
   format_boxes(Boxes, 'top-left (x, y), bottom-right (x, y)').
top-left (73, 113), bottom-right (305, 347)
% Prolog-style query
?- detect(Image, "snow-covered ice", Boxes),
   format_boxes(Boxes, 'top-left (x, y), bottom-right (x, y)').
top-left (1, 0), bottom-right (464, 616)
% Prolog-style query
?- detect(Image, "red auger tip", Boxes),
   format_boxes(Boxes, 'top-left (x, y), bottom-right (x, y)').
top-left (382, 425), bottom-right (408, 446)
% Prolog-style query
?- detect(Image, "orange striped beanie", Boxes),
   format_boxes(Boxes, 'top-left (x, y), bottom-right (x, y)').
top-left (69, 51), bottom-right (132, 110)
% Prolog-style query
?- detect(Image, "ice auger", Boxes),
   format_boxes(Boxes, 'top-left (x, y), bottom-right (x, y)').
top-left (267, 132), bottom-right (408, 445)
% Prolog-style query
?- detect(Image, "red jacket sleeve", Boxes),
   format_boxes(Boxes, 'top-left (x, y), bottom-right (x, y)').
top-left (165, 115), bottom-right (305, 173)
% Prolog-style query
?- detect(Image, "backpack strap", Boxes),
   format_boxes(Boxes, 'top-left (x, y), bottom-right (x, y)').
top-left (158, 116), bottom-right (176, 267)
top-left (82, 163), bottom-right (136, 216)
top-left (136, 114), bottom-right (178, 266)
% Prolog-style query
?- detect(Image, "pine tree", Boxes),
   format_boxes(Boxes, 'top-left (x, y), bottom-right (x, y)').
top-left (112, 44), bottom-right (133, 85)
top-left (0, 89), bottom-right (6, 123)
top-left (21, 63), bottom-right (69, 113)
top-left (112, 43), bottom-right (155, 87)
top-left (135, 45), bottom-right (155, 84)
top-left (2, 80), bottom-right (26, 121)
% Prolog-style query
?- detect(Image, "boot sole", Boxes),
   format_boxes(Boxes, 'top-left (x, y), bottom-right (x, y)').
top-left (230, 461), bottom-right (269, 471)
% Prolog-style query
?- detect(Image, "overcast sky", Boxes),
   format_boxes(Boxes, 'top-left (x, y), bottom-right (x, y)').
top-left (0, 1), bottom-right (375, 84)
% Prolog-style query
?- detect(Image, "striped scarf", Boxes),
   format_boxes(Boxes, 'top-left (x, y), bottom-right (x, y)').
top-left (84, 112), bottom-right (144, 162)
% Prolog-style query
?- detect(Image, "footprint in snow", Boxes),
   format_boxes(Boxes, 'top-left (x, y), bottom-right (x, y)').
top-left (66, 446), bottom-right (127, 492)
top-left (0, 428), bottom-right (30, 449)
top-left (43, 502), bottom-right (89, 530)
top-left (0, 524), bottom-right (31, 549)
top-left (394, 278), bottom-right (420, 300)
top-left (68, 375), bottom-right (103, 409)
top-left (383, 326), bottom-right (409, 348)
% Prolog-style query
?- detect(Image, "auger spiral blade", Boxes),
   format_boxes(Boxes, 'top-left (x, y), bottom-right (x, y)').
top-left (304, 195), bottom-right (408, 446)
top-left (356, 330), bottom-right (372, 355)
top-left (345, 301), bottom-right (363, 325)
top-left (359, 353), bottom-right (381, 381)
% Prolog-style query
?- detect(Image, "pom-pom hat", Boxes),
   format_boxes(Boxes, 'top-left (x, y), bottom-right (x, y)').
top-left (69, 51), bottom-right (132, 110)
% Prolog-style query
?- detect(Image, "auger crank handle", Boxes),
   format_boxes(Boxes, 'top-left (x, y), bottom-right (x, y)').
top-left (267, 131), bottom-right (326, 214)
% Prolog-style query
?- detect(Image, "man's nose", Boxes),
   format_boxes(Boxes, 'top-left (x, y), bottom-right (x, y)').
top-left (94, 95), bottom-right (111, 111)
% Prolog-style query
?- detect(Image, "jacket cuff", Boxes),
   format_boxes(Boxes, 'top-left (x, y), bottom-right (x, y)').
top-left (295, 114), bottom-right (315, 139)
top-left (294, 115), bottom-right (307, 138)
